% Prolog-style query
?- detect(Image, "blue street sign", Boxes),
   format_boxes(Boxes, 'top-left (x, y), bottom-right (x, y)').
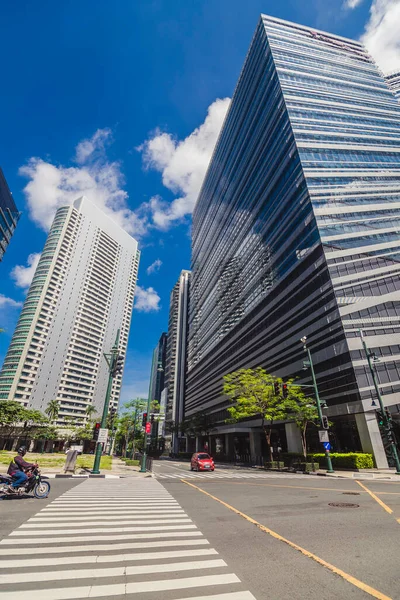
top-left (323, 442), bottom-right (331, 451)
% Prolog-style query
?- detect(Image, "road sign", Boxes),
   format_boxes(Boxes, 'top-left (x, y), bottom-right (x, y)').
top-left (323, 442), bottom-right (331, 451)
top-left (145, 422), bottom-right (151, 434)
top-left (98, 428), bottom-right (108, 443)
top-left (319, 430), bottom-right (329, 443)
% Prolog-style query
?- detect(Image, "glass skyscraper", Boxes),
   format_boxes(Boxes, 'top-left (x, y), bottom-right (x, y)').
top-left (186, 15), bottom-right (400, 467)
top-left (0, 168), bottom-right (20, 261)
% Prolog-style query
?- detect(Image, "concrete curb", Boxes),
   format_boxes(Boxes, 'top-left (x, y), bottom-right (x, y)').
top-left (42, 473), bottom-right (153, 479)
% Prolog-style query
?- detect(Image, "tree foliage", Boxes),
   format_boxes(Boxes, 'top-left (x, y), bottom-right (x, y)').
top-left (45, 400), bottom-right (60, 423)
top-left (224, 368), bottom-right (296, 462)
top-left (286, 385), bottom-right (319, 459)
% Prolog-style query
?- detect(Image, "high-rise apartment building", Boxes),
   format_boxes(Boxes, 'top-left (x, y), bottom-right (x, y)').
top-left (0, 197), bottom-right (140, 425)
top-left (0, 168), bottom-right (21, 261)
top-left (163, 270), bottom-right (190, 453)
top-left (386, 72), bottom-right (400, 101)
top-left (186, 15), bottom-right (400, 467)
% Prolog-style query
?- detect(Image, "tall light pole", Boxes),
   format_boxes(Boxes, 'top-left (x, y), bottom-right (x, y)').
top-left (92, 330), bottom-right (121, 474)
top-left (301, 336), bottom-right (334, 473)
top-left (359, 330), bottom-right (400, 475)
top-left (140, 357), bottom-right (163, 473)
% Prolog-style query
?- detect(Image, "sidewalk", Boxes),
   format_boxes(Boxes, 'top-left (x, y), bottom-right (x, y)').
top-left (311, 468), bottom-right (400, 480)
top-left (41, 457), bottom-right (152, 478)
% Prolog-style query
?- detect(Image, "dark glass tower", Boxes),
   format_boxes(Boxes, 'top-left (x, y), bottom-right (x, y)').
top-left (186, 15), bottom-right (400, 467)
top-left (0, 168), bottom-right (20, 261)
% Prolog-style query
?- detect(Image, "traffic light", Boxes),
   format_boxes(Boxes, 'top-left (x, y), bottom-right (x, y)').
top-left (321, 415), bottom-right (329, 430)
top-left (282, 383), bottom-right (288, 398)
top-left (385, 408), bottom-right (392, 423)
top-left (376, 410), bottom-right (384, 428)
top-left (93, 422), bottom-right (101, 441)
top-left (150, 414), bottom-right (155, 424)
top-left (273, 381), bottom-right (280, 395)
top-left (142, 412), bottom-right (147, 427)
top-left (112, 353), bottom-right (124, 376)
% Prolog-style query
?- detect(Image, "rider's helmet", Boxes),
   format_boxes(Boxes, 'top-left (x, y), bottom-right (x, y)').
top-left (17, 446), bottom-right (27, 456)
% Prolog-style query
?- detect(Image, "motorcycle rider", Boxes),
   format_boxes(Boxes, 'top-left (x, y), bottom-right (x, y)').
top-left (7, 446), bottom-right (37, 491)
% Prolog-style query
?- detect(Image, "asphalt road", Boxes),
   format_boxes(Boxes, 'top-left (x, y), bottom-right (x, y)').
top-left (0, 479), bottom-right (81, 539)
top-left (1, 463), bottom-right (398, 599)
top-left (155, 460), bottom-right (400, 599)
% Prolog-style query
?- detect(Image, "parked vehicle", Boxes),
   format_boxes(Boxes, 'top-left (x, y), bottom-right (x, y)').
top-left (0, 466), bottom-right (50, 499)
top-left (190, 452), bottom-right (215, 472)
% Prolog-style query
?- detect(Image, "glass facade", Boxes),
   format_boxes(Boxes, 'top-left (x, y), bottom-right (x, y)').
top-left (386, 72), bottom-right (400, 101)
top-left (186, 15), bottom-right (400, 454)
top-left (0, 168), bottom-right (20, 261)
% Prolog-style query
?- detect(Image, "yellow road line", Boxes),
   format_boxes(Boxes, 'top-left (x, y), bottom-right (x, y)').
top-left (181, 479), bottom-right (392, 600)
top-left (356, 481), bottom-right (393, 514)
top-left (193, 480), bottom-right (400, 496)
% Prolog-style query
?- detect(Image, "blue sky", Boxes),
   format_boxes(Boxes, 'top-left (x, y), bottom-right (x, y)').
top-left (1, 0), bottom-right (399, 405)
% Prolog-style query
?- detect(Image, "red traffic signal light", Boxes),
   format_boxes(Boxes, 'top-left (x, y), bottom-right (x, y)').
top-left (282, 383), bottom-right (288, 398)
top-left (93, 422), bottom-right (101, 441)
top-left (145, 422), bottom-right (151, 434)
top-left (142, 412), bottom-right (147, 427)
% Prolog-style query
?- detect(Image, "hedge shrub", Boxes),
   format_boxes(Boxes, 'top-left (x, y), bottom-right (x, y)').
top-left (281, 452), bottom-right (373, 469)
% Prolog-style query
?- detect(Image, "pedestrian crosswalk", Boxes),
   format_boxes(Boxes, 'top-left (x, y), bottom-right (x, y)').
top-left (154, 470), bottom-right (311, 480)
top-left (0, 478), bottom-right (257, 599)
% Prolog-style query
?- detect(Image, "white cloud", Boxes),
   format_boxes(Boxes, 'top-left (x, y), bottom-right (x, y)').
top-left (146, 259), bottom-right (162, 275)
top-left (361, 0), bottom-right (400, 74)
top-left (343, 0), bottom-right (364, 8)
top-left (19, 129), bottom-right (149, 237)
top-left (75, 128), bottom-right (112, 164)
top-left (0, 294), bottom-right (23, 308)
top-left (10, 253), bottom-right (41, 289)
top-left (134, 285), bottom-right (161, 312)
top-left (140, 97), bottom-right (231, 230)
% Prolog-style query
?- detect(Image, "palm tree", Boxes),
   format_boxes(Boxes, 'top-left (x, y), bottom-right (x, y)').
top-left (45, 399), bottom-right (59, 424)
top-left (85, 404), bottom-right (97, 421)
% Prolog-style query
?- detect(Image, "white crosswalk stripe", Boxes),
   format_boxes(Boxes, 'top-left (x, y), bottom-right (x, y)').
top-left (154, 470), bottom-right (311, 480)
top-left (0, 477), bottom-right (257, 599)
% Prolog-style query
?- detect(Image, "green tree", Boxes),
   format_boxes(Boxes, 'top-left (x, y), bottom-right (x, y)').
top-left (224, 368), bottom-right (295, 463)
top-left (287, 385), bottom-right (319, 459)
top-left (45, 400), bottom-right (60, 424)
top-left (85, 404), bottom-right (97, 421)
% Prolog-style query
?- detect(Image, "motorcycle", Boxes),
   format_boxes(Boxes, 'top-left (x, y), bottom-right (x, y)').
top-left (0, 466), bottom-right (50, 499)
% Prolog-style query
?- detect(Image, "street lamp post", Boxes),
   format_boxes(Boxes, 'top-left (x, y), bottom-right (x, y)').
top-left (359, 330), bottom-right (400, 474)
top-left (140, 358), bottom-right (163, 473)
top-left (92, 330), bottom-right (121, 474)
top-left (301, 336), bottom-right (334, 473)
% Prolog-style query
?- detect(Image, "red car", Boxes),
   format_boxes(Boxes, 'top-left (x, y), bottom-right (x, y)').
top-left (190, 452), bottom-right (215, 472)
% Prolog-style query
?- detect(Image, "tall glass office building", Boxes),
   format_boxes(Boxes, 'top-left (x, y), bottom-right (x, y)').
top-left (186, 15), bottom-right (400, 467)
top-left (0, 168), bottom-right (20, 261)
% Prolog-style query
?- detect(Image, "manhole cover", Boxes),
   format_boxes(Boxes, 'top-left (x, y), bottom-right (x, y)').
top-left (342, 492), bottom-right (360, 496)
top-left (329, 502), bottom-right (359, 508)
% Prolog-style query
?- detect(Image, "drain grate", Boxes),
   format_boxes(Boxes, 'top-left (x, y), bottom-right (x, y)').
top-left (329, 502), bottom-right (359, 508)
top-left (342, 492), bottom-right (360, 496)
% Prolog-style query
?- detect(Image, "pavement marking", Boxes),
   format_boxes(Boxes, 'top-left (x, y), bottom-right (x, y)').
top-left (11, 523), bottom-right (197, 536)
top-left (0, 538), bottom-right (210, 555)
top-left (192, 479), bottom-right (400, 496)
top-left (0, 548), bottom-right (218, 568)
top-left (0, 531), bottom-right (204, 544)
top-left (21, 517), bottom-right (191, 528)
top-left (0, 574), bottom-right (241, 600)
top-left (176, 594), bottom-right (255, 600)
top-left (356, 481), bottom-right (393, 514)
top-left (182, 479), bottom-right (392, 600)
top-left (30, 511), bottom-right (186, 520)
top-left (0, 558), bottom-right (227, 584)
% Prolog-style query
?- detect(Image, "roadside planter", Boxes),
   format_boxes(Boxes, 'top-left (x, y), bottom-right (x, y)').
top-left (293, 461), bottom-right (319, 473)
top-left (264, 461), bottom-right (285, 470)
